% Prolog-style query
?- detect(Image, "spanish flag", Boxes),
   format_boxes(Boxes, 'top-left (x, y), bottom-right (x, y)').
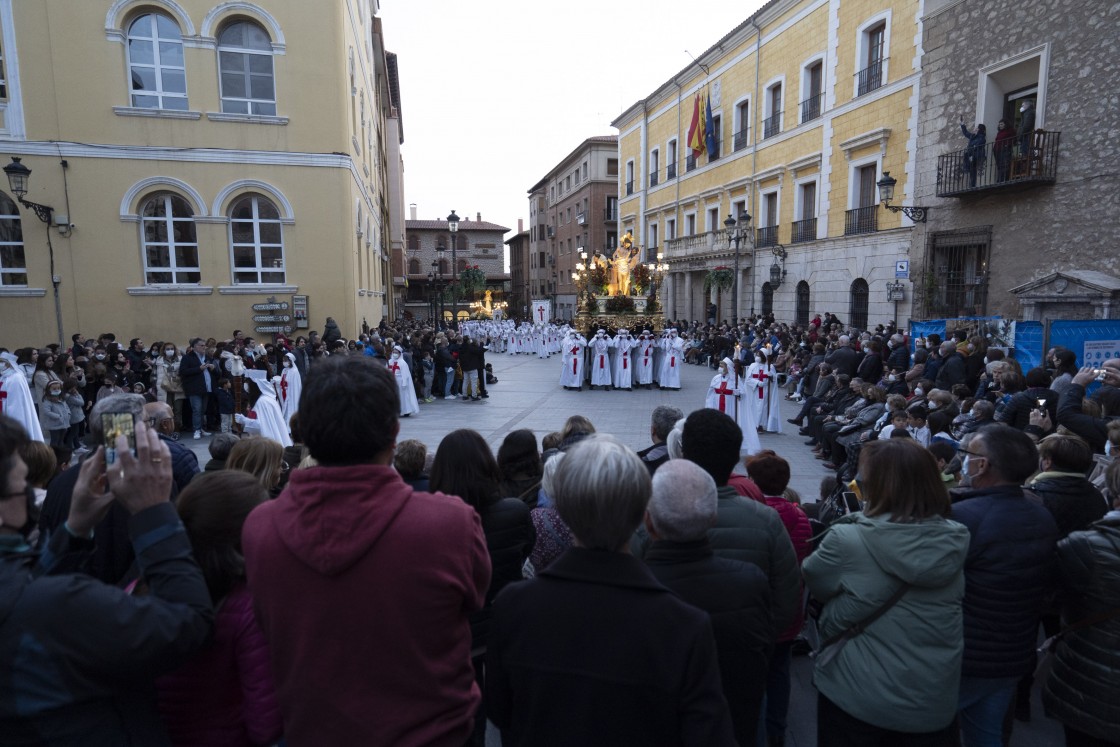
top-left (687, 93), bottom-right (706, 156)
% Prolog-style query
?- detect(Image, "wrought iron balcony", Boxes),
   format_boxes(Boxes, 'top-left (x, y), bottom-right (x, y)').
top-left (800, 93), bottom-right (823, 123)
top-left (756, 226), bottom-right (779, 248)
top-left (625, 179), bottom-right (634, 196)
top-left (791, 217), bottom-right (817, 244)
top-left (666, 162), bottom-right (677, 180)
top-left (603, 207), bottom-right (617, 222)
top-left (936, 130), bottom-right (1060, 197)
top-left (844, 205), bottom-right (878, 235)
top-left (856, 60), bottom-right (884, 96)
top-left (762, 113), bottom-right (782, 139)
top-left (733, 128), bottom-right (749, 151)
top-left (685, 154), bottom-right (697, 173)
top-left (649, 171), bottom-right (659, 188)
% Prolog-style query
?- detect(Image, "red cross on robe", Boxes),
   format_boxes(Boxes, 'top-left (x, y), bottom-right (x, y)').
top-left (279, 374), bottom-right (288, 403)
top-left (571, 347), bottom-right (580, 374)
top-left (599, 354), bottom-right (606, 369)
top-left (621, 351), bottom-right (628, 369)
top-left (0, 381), bottom-right (6, 413)
top-left (714, 381), bottom-right (735, 412)
top-left (643, 347), bottom-right (650, 367)
top-left (538, 305), bottom-right (546, 322)
top-left (752, 369), bottom-right (770, 399)
top-left (389, 361), bottom-right (401, 377)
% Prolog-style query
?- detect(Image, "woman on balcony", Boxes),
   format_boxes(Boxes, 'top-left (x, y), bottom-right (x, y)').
top-left (959, 117), bottom-right (987, 187)
top-left (993, 118), bottom-right (1017, 182)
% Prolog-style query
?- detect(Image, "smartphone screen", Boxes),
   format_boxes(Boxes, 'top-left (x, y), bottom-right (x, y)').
top-left (101, 413), bottom-right (136, 466)
top-left (842, 491), bottom-right (861, 513)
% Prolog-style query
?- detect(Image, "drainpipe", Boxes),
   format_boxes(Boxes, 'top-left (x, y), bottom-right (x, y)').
top-left (749, 16), bottom-right (763, 319)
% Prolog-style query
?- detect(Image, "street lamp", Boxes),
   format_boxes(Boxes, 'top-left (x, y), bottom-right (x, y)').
top-left (3, 156), bottom-right (65, 347)
top-left (724, 210), bottom-right (752, 324)
top-left (876, 172), bottom-right (928, 223)
top-left (447, 209), bottom-right (460, 326)
top-left (434, 246), bottom-right (447, 325)
top-left (769, 245), bottom-right (788, 288)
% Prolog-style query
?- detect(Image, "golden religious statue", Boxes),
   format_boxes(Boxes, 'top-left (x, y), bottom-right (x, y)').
top-left (592, 231), bottom-right (643, 296)
top-left (483, 289), bottom-right (493, 311)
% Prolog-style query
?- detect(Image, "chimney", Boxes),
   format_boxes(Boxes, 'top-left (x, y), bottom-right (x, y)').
top-left (518, 218), bottom-right (524, 233)
top-left (476, 212), bottom-right (482, 222)
top-left (409, 203), bottom-right (417, 220)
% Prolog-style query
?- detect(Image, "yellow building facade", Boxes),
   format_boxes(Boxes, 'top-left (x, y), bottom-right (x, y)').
top-left (0, 0), bottom-right (398, 348)
top-left (613, 0), bottom-right (923, 329)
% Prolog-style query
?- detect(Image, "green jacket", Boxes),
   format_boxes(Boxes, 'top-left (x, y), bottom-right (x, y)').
top-left (803, 512), bottom-right (969, 733)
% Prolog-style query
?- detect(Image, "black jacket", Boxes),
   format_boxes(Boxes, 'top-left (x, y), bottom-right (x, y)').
top-left (1042, 512), bottom-right (1120, 741)
top-left (177, 351), bottom-right (214, 397)
top-left (885, 344), bottom-right (910, 373)
top-left (459, 342), bottom-right (482, 371)
top-left (935, 351), bottom-right (967, 390)
top-left (824, 346), bottom-right (858, 378)
top-left (1027, 473), bottom-right (1108, 540)
top-left (486, 547), bottom-right (735, 746)
top-left (471, 498), bottom-right (535, 650)
top-left (0, 504), bottom-right (213, 746)
top-left (856, 352), bottom-right (883, 384)
top-left (636, 443), bottom-right (671, 475)
top-left (1057, 384), bottom-right (1114, 453)
top-left (950, 485), bottom-right (1059, 678)
top-left (996, 387), bottom-right (1058, 430)
top-left (644, 539), bottom-right (773, 747)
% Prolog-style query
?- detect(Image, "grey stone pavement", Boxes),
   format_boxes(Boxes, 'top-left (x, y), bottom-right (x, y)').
top-left (184, 352), bottom-right (1063, 746)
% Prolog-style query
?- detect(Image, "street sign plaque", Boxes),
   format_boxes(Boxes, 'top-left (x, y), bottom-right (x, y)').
top-left (251, 302), bottom-right (289, 311)
top-left (252, 314), bottom-right (292, 323)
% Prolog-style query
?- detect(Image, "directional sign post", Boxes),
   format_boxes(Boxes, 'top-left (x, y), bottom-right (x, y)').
top-left (252, 314), bottom-right (292, 323)
top-left (251, 302), bottom-right (289, 312)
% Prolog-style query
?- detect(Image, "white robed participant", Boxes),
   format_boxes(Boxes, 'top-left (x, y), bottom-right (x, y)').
top-left (387, 346), bottom-right (420, 417)
top-left (277, 352), bottom-right (302, 426)
top-left (635, 330), bottom-right (657, 389)
top-left (658, 329), bottom-right (685, 390)
top-left (237, 369), bottom-right (293, 447)
top-left (612, 329), bottom-right (637, 390)
top-left (733, 360), bottom-right (764, 455)
top-left (705, 358), bottom-right (739, 416)
top-left (744, 346), bottom-right (782, 433)
top-left (587, 329), bottom-right (614, 390)
top-left (559, 331), bottom-right (586, 390)
top-left (0, 352), bottom-right (45, 442)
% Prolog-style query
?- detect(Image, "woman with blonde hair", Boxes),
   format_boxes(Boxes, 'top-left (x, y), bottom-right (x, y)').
top-left (226, 437), bottom-right (286, 496)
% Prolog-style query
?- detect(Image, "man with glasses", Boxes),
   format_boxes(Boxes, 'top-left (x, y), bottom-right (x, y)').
top-left (142, 401), bottom-right (198, 494)
top-left (950, 424), bottom-right (1059, 747)
top-left (179, 338), bottom-right (216, 440)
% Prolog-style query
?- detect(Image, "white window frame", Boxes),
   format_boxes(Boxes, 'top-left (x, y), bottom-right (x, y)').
top-left (649, 147), bottom-right (659, 186)
top-left (217, 20), bottom-right (277, 115)
top-left (732, 95), bottom-right (751, 149)
top-left (140, 193), bottom-right (200, 285)
top-left (625, 159), bottom-right (635, 194)
top-left (854, 11), bottom-right (892, 99)
top-left (665, 217), bottom-right (676, 241)
top-left (760, 189), bottom-right (781, 228)
top-left (763, 76), bottom-right (785, 137)
top-left (0, 192), bottom-right (25, 286)
top-left (977, 44), bottom-right (1049, 132)
top-left (706, 206), bottom-right (720, 233)
top-left (847, 155), bottom-right (882, 210)
top-left (793, 177), bottom-right (819, 221)
top-left (666, 138), bottom-right (678, 178)
top-left (799, 55), bottom-right (826, 123)
top-left (684, 212), bottom-right (697, 236)
top-left (731, 199), bottom-right (748, 223)
top-left (126, 12), bottom-right (188, 111)
top-left (228, 193), bottom-right (286, 284)
top-left (647, 221), bottom-right (659, 252)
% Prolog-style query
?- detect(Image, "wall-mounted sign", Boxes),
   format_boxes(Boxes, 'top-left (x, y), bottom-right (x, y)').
top-left (291, 295), bottom-right (309, 329)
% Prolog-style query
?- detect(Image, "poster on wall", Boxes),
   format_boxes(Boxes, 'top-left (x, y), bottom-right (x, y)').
top-left (530, 299), bottom-right (552, 325)
top-left (1084, 339), bottom-right (1120, 366)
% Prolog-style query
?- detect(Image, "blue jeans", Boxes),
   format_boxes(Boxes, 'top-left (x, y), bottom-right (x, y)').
top-left (443, 368), bottom-right (454, 398)
top-left (189, 393), bottom-right (209, 432)
top-left (766, 641), bottom-right (793, 742)
top-left (957, 675), bottom-right (1017, 747)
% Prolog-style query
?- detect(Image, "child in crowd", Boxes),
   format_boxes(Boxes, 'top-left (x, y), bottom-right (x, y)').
top-left (217, 378), bottom-right (236, 433)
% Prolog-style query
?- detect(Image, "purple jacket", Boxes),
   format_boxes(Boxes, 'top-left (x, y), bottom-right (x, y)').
top-left (157, 584), bottom-right (282, 747)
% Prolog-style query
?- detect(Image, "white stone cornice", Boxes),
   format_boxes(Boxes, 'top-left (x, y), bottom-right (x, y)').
top-left (840, 128), bottom-right (892, 161)
top-left (788, 152), bottom-right (822, 178)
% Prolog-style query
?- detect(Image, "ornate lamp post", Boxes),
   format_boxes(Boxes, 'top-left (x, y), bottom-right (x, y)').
top-left (723, 210), bottom-right (752, 324)
top-left (876, 172), bottom-right (928, 223)
top-left (3, 157), bottom-right (65, 347)
top-left (447, 209), bottom-right (460, 325)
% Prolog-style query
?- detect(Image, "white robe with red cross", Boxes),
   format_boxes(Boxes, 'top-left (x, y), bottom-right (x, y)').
top-left (612, 336), bottom-right (637, 389)
top-left (733, 369), bottom-right (763, 455)
top-left (278, 358), bottom-right (302, 426)
top-left (588, 337), bottom-right (615, 387)
top-left (388, 354), bottom-right (420, 416)
top-left (658, 336), bottom-right (685, 388)
top-left (559, 336), bottom-right (586, 388)
top-left (743, 362), bottom-right (782, 433)
top-left (0, 363), bottom-right (45, 442)
top-left (635, 338), bottom-right (656, 385)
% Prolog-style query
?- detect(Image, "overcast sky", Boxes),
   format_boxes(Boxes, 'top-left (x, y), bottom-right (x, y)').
top-left (377, 0), bottom-right (769, 237)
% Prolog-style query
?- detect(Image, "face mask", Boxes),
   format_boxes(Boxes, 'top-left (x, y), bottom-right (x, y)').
top-left (1105, 441), bottom-right (1112, 457)
top-left (95, 353), bottom-right (106, 360)
top-left (48, 388), bottom-right (62, 397)
top-left (165, 349), bottom-right (175, 357)
top-left (914, 388), bottom-right (923, 396)
top-left (887, 341), bottom-right (894, 349)
top-left (983, 357), bottom-right (989, 365)
top-left (755, 356), bottom-right (762, 363)
top-left (929, 402), bottom-right (939, 410)
top-left (962, 455), bottom-right (971, 474)
top-left (887, 374), bottom-right (896, 382)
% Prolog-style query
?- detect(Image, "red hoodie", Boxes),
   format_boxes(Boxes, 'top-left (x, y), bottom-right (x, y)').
top-left (242, 464), bottom-right (491, 747)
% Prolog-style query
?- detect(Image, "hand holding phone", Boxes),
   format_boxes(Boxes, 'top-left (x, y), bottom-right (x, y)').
top-left (101, 412), bottom-right (136, 466)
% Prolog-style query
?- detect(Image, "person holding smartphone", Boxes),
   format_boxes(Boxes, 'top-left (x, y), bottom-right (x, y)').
top-left (179, 338), bottom-right (216, 440)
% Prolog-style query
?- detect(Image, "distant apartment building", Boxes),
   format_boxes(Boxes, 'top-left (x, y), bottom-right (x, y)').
top-left (506, 224), bottom-right (530, 319)
top-left (528, 136), bottom-right (618, 321)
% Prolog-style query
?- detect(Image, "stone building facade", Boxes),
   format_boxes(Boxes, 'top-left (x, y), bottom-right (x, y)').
top-left (528, 136), bottom-right (619, 321)
top-left (912, 0), bottom-right (1120, 323)
top-left (0, 0), bottom-right (402, 348)
top-left (613, 0), bottom-right (924, 330)
top-left (506, 226), bottom-right (530, 319)
top-left (402, 210), bottom-right (509, 322)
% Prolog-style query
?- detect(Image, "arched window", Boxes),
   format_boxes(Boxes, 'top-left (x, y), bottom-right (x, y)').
top-left (407, 235), bottom-right (419, 252)
top-left (438, 259), bottom-right (449, 275)
top-left (229, 194), bottom-right (284, 284)
top-left (408, 258), bottom-right (420, 275)
top-left (761, 282), bottom-right (774, 316)
top-left (140, 194), bottom-right (198, 284)
top-left (217, 20), bottom-right (275, 115)
top-left (795, 280), bottom-right (811, 326)
top-left (849, 278), bottom-right (869, 332)
top-left (0, 192), bottom-right (26, 286)
top-left (127, 13), bottom-right (187, 110)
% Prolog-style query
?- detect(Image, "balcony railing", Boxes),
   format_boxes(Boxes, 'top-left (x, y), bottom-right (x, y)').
top-left (856, 59), bottom-right (884, 96)
top-left (936, 130), bottom-right (1060, 197)
top-left (800, 92), bottom-right (823, 123)
top-left (844, 205), bottom-right (879, 235)
top-left (685, 154), bottom-right (697, 172)
top-left (733, 128), bottom-right (749, 151)
top-left (756, 226), bottom-right (779, 248)
top-left (603, 207), bottom-right (618, 222)
top-left (666, 162), bottom-right (677, 180)
top-left (663, 231), bottom-right (736, 260)
top-left (625, 179), bottom-right (634, 196)
top-left (762, 113), bottom-right (782, 139)
top-left (708, 136), bottom-right (722, 161)
top-left (791, 217), bottom-right (817, 244)
top-left (649, 171), bottom-right (659, 188)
